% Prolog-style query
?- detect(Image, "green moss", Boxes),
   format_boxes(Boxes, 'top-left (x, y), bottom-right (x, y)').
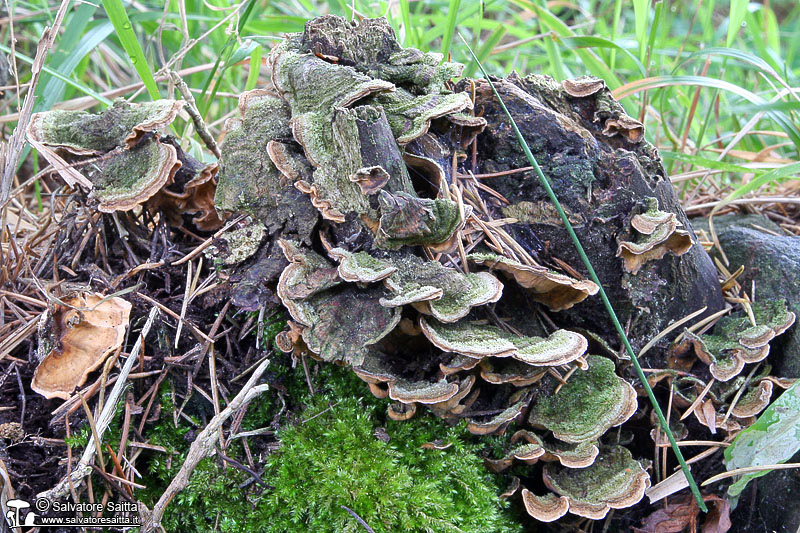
top-left (138, 363), bottom-right (521, 532)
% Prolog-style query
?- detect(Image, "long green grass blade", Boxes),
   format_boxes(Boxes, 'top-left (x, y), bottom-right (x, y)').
top-left (244, 44), bottom-right (263, 92)
top-left (102, 0), bottom-right (161, 99)
top-left (727, 0), bottom-right (748, 47)
top-left (633, 0), bottom-right (649, 63)
top-left (459, 33), bottom-right (709, 514)
top-left (441, 0), bottom-right (462, 60)
top-left (463, 26), bottom-right (507, 78)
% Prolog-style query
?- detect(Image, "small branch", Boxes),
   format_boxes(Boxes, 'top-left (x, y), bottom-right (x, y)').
top-left (168, 70), bottom-right (221, 158)
top-left (340, 505), bottom-right (376, 533)
top-left (139, 356), bottom-right (271, 533)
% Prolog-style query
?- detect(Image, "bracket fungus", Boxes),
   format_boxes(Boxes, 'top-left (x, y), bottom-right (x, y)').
top-left (671, 300), bottom-right (795, 381)
top-left (27, 99), bottom-right (183, 154)
top-left (616, 198), bottom-right (693, 275)
top-left (26, 98), bottom-right (227, 228)
top-left (420, 319), bottom-right (587, 367)
top-left (468, 252), bottom-right (598, 311)
top-left (32, 292), bottom-right (131, 400)
top-left (529, 355), bottom-right (638, 443)
top-left (486, 430), bottom-right (600, 472)
top-left (522, 446), bottom-right (650, 521)
top-left (276, 241), bottom-right (401, 366)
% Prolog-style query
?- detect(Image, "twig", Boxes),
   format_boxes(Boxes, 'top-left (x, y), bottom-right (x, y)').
top-left (139, 356), bottom-right (271, 533)
top-left (168, 70), bottom-right (221, 158)
top-left (341, 505), bottom-right (376, 533)
top-left (702, 463), bottom-right (800, 486)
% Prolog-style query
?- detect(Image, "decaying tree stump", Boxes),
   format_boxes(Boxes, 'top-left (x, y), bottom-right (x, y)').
top-left (464, 74), bottom-right (725, 357)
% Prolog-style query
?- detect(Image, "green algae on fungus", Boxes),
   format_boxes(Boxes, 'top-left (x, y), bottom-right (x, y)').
top-left (420, 318), bottom-right (587, 367)
top-left (325, 247), bottom-right (502, 322)
top-left (270, 47), bottom-right (394, 221)
top-left (616, 198), bottom-right (693, 275)
top-left (371, 88), bottom-right (475, 144)
top-left (327, 247), bottom-right (397, 283)
top-left (295, 15), bottom-right (463, 93)
top-left (529, 355), bottom-right (637, 444)
top-left (84, 137), bottom-right (181, 212)
top-left (522, 446), bottom-right (649, 521)
top-left (204, 223), bottom-right (266, 267)
top-left (27, 98), bottom-right (183, 154)
top-left (276, 241), bottom-right (400, 366)
top-left (380, 252), bottom-right (503, 323)
top-left (214, 90), bottom-right (302, 224)
top-left (376, 191), bottom-right (469, 252)
top-left (671, 299), bottom-right (796, 381)
top-left (468, 252), bottom-right (598, 311)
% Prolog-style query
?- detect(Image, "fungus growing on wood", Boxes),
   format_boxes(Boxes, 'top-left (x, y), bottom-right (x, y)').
top-left (326, 248), bottom-right (397, 283)
top-left (83, 137), bottom-right (182, 213)
top-left (671, 299), bottom-right (795, 381)
top-left (276, 241), bottom-right (400, 366)
top-left (468, 252), bottom-right (598, 311)
top-left (376, 191), bottom-right (469, 252)
top-left (380, 253), bottom-right (503, 322)
top-left (27, 99), bottom-right (183, 154)
top-left (730, 379), bottom-right (774, 419)
top-left (522, 446), bottom-right (650, 521)
top-left (616, 199), bottom-right (693, 274)
top-left (529, 355), bottom-right (637, 443)
top-left (214, 89), bottom-right (319, 238)
top-left (602, 115), bottom-right (645, 143)
top-left (420, 318), bottom-right (587, 367)
top-left (479, 358), bottom-right (548, 387)
top-left (32, 293), bottom-right (131, 400)
top-left (466, 389), bottom-right (531, 435)
top-left (561, 76), bottom-right (606, 98)
top-left (487, 430), bottom-right (600, 472)
top-left (151, 156), bottom-right (224, 230)
top-left (388, 379), bottom-right (460, 405)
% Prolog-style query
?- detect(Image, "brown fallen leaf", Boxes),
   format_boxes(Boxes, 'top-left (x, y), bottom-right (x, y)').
top-left (32, 292), bottom-right (131, 400)
top-left (636, 496), bottom-right (698, 533)
top-left (702, 495), bottom-right (731, 533)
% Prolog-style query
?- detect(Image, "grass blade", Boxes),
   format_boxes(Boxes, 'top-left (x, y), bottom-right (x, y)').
top-left (441, 0), bottom-right (462, 60)
top-left (102, 0), bottom-right (161, 99)
top-left (244, 44), bottom-right (262, 92)
top-left (727, 0), bottom-right (748, 47)
top-left (458, 33), bottom-right (709, 514)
